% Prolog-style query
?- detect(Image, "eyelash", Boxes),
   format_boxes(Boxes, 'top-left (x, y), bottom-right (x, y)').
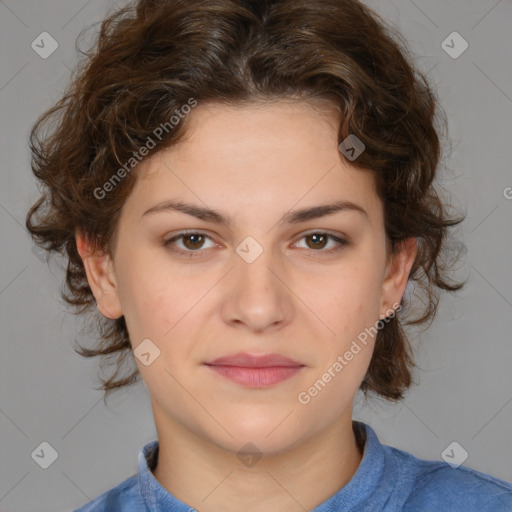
top-left (163, 230), bottom-right (349, 258)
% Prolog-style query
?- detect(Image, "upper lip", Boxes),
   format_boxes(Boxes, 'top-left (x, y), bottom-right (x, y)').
top-left (205, 352), bottom-right (304, 368)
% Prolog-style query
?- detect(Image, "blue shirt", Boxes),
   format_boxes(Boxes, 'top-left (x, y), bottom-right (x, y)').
top-left (73, 421), bottom-right (512, 511)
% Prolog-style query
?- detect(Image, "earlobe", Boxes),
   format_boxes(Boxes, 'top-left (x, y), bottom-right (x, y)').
top-left (379, 237), bottom-right (417, 317)
top-left (75, 231), bottom-right (123, 319)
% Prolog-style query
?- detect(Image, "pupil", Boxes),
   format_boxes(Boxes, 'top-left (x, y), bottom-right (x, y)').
top-left (310, 234), bottom-right (326, 249)
top-left (186, 234), bottom-right (203, 249)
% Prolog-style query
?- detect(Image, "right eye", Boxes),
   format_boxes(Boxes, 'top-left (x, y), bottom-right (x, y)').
top-left (163, 231), bottom-right (218, 257)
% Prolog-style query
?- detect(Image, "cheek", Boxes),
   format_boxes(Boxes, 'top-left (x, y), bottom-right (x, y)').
top-left (119, 268), bottom-right (211, 387)
top-left (113, 253), bottom-right (184, 345)
top-left (298, 267), bottom-right (383, 387)
top-left (306, 262), bottom-right (382, 335)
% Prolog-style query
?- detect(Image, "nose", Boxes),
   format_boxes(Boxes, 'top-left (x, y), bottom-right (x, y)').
top-left (220, 236), bottom-right (294, 333)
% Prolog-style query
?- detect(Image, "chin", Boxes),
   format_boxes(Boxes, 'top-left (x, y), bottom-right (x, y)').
top-left (210, 418), bottom-right (306, 455)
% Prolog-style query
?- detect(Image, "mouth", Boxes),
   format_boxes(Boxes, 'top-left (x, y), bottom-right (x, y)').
top-left (204, 365), bottom-right (305, 388)
top-left (203, 352), bottom-right (305, 388)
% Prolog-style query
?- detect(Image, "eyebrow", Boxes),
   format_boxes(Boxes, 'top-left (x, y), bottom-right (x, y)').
top-left (141, 199), bottom-right (369, 226)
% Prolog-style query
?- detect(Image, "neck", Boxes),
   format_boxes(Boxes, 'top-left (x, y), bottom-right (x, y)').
top-left (151, 409), bottom-right (364, 512)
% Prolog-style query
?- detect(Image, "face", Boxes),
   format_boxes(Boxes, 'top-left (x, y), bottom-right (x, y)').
top-left (77, 100), bottom-right (416, 454)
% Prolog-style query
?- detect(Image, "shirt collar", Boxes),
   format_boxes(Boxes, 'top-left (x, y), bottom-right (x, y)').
top-left (137, 421), bottom-right (389, 511)
top-left (137, 439), bottom-right (191, 511)
top-left (314, 420), bottom-right (390, 510)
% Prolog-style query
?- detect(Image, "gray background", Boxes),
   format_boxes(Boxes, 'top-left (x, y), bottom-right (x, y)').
top-left (1, 0), bottom-right (511, 510)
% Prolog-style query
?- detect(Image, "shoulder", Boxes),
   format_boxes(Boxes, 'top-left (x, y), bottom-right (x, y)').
top-left (387, 445), bottom-right (512, 511)
top-left (72, 474), bottom-right (143, 512)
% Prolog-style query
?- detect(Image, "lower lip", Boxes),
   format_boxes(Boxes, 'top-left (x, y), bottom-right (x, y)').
top-left (205, 365), bottom-right (304, 388)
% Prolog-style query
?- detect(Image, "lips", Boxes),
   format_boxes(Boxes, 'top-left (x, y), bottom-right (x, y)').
top-left (204, 352), bottom-right (305, 388)
top-left (204, 352), bottom-right (304, 368)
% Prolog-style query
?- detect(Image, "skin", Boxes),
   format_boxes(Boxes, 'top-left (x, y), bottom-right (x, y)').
top-left (76, 100), bottom-right (417, 512)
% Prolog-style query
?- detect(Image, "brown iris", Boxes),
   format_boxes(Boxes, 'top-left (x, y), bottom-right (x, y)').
top-left (304, 233), bottom-right (328, 250)
top-left (181, 234), bottom-right (206, 250)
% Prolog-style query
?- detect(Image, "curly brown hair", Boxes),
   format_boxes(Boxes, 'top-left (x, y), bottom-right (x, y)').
top-left (26, 0), bottom-right (466, 405)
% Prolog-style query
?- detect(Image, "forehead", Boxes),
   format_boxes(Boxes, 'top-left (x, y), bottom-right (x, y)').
top-left (159, 99), bottom-right (342, 161)
top-left (126, 100), bottom-right (382, 226)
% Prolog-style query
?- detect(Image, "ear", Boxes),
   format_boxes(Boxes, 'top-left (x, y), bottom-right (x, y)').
top-left (75, 230), bottom-right (123, 319)
top-left (379, 237), bottom-right (417, 318)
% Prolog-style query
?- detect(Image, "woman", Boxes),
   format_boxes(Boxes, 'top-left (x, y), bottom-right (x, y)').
top-left (26, 0), bottom-right (512, 510)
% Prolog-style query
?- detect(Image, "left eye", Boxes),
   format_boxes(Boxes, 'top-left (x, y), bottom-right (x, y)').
top-left (294, 232), bottom-right (348, 252)
top-left (163, 231), bottom-right (348, 255)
